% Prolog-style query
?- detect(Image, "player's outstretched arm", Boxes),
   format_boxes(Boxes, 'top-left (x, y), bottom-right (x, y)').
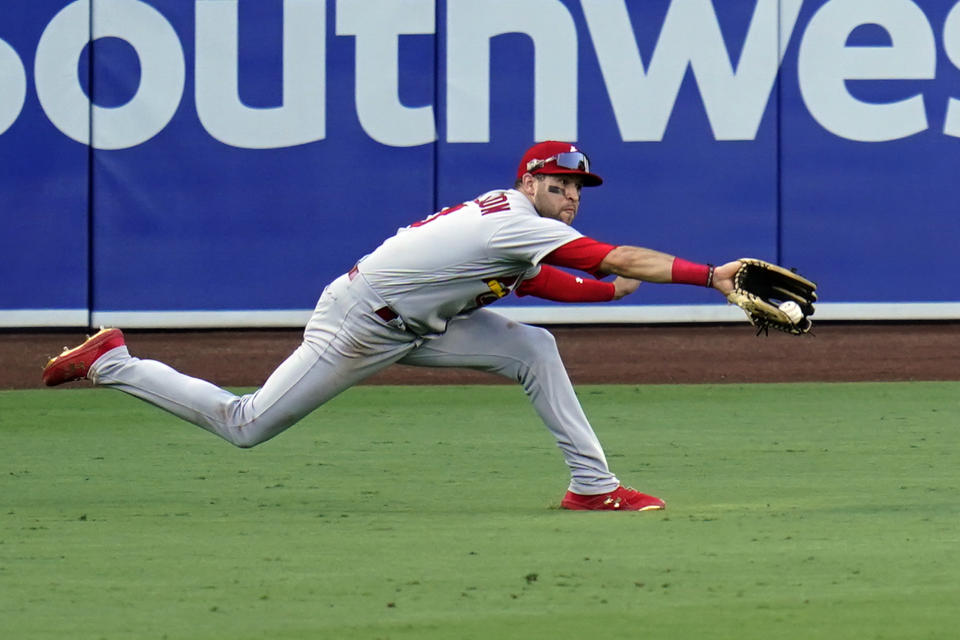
top-left (599, 246), bottom-right (675, 282)
top-left (600, 247), bottom-right (740, 296)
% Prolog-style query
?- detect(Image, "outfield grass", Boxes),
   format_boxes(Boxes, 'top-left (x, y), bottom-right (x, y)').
top-left (1, 383), bottom-right (958, 639)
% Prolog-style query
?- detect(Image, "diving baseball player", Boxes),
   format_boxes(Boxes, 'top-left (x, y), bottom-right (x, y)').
top-left (43, 141), bottom-right (742, 511)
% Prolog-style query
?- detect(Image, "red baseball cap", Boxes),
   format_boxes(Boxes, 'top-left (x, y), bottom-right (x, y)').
top-left (516, 141), bottom-right (603, 187)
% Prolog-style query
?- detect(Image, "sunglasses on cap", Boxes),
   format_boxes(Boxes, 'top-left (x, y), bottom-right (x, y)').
top-left (525, 151), bottom-right (591, 174)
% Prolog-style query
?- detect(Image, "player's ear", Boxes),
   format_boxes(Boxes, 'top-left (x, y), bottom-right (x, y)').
top-left (519, 172), bottom-right (538, 195)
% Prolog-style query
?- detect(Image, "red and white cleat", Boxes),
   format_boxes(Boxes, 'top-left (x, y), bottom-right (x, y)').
top-left (42, 328), bottom-right (125, 386)
top-left (561, 485), bottom-right (666, 511)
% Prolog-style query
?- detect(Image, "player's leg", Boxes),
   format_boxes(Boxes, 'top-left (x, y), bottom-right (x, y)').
top-left (88, 276), bottom-right (417, 447)
top-left (397, 309), bottom-right (619, 495)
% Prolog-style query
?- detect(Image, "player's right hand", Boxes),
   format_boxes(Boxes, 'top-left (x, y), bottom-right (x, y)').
top-left (612, 276), bottom-right (642, 300)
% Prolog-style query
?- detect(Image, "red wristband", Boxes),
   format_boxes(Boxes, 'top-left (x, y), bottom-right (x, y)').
top-left (671, 258), bottom-right (713, 287)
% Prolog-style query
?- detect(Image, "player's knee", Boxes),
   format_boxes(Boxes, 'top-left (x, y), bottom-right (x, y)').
top-left (226, 426), bottom-right (266, 449)
top-left (225, 412), bottom-right (297, 449)
top-left (514, 325), bottom-right (560, 363)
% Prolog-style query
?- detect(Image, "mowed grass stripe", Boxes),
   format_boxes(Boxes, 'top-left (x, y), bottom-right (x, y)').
top-left (1, 382), bottom-right (957, 639)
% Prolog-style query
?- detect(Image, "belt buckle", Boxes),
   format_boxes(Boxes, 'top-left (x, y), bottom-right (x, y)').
top-left (374, 306), bottom-right (405, 330)
top-left (374, 306), bottom-right (397, 322)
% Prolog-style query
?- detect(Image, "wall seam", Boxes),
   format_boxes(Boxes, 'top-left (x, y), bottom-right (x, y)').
top-left (776, 2), bottom-right (784, 265)
top-left (86, 0), bottom-right (95, 328)
top-left (432, 1), bottom-right (441, 214)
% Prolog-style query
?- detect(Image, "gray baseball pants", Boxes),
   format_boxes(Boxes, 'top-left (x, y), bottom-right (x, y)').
top-left (90, 271), bottom-right (620, 494)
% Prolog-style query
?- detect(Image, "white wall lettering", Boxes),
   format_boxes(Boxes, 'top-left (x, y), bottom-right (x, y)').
top-left (35, 0), bottom-right (184, 150)
top-left (195, 0), bottom-right (326, 149)
top-left (6, 0), bottom-right (960, 147)
top-left (336, 0), bottom-right (435, 147)
top-left (583, 0), bottom-right (803, 141)
top-left (941, 2), bottom-right (960, 137)
top-left (798, 0), bottom-right (936, 142)
top-left (0, 38), bottom-right (26, 135)
top-left (445, 0), bottom-right (577, 142)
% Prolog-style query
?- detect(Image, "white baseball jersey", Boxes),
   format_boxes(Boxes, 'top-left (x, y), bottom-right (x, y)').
top-left (357, 188), bottom-right (583, 334)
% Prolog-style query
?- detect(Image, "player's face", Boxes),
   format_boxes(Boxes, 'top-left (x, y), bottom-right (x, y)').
top-left (533, 175), bottom-right (583, 225)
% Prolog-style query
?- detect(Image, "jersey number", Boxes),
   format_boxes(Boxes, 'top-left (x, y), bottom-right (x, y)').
top-left (409, 203), bottom-right (467, 228)
top-left (408, 193), bottom-right (511, 228)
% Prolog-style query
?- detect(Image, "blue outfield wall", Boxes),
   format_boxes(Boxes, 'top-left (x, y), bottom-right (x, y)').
top-left (2, 0), bottom-right (960, 328)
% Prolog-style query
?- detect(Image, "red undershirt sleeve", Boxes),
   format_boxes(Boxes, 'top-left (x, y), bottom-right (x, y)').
top-left (545, 238), bottom-right (714, 287)
top-left (541, 237), bottom-right (616, 277)
top-left (516, 265), bottom-right (615, 302)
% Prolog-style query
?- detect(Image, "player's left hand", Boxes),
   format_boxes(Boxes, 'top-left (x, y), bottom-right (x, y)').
top-left (612, 276), bottom-right (641, 299)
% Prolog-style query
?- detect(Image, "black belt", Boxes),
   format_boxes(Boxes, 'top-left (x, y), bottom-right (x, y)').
top-left (347, 266), bottom-right (399, 322)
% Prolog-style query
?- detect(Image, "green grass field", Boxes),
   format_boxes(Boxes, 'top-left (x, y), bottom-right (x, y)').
top-left (1, 382), bottom-right (958, 639)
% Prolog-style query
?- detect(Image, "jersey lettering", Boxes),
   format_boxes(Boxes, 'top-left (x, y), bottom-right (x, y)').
top-left (476, 193), bottom-right (510, 215)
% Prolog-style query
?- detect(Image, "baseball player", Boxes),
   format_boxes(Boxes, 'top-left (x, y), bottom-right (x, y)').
top-left (43, 141), bottom-right (741, 511)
